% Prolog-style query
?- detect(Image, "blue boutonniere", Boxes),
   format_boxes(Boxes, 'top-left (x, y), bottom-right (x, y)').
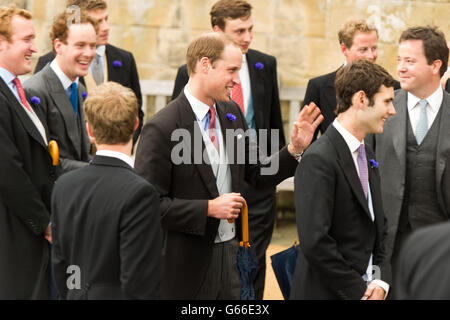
top-left (369, 159), bottom-right (379, 169)
top-left (226, 113), bottom-right (236, 122)
top-left (113, 60), bottom-right (122, 68)
top-left (254, 62), bottom-right (264, 70)
top-left (30, 96), bottom-right (40, 105)
top-left (82, 92), bottom-right (88, 99)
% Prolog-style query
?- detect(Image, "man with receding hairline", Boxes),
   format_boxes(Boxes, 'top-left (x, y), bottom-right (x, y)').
top-left (135, 32), bottom-right (322, 299)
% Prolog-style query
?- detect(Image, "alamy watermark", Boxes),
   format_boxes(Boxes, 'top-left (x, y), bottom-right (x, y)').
top-left (170, 126), bottom-right (281, 176)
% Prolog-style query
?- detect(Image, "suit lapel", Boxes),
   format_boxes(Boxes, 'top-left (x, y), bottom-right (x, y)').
top-left (245, 50), bottom-right (264, 129)
top-left (436, 92), bottom-right (450, 216)
top-left (0, 79), bottom-right (47, 148)
top-left (177, 93), bottom-right (220, 198)
top-left (327, 125), bottom-right (372, 219)
top-left (216, 101), bottom-right (240, 192)
top-left (389, 90), bottom-right (408, 164)
top-left (45, 67), bottom-right (82, 158)
top-left (105, 44), bottom-right (120, 83)
top-left (366, 147), bottom-right (384, 228)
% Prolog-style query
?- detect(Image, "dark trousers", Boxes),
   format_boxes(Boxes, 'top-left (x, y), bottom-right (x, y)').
top-left (195, 238), bottom-right (241, 300)
top-left (244, 185), bottom-right (277, 300)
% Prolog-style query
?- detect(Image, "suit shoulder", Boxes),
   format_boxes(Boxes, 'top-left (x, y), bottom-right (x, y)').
top-left (107, 44), bottom-right (134, 59)
top-left (23, 69), bottom-right (48, 90)
top-left (248, 49), bottom-right (276, 62)
top-left (308, 70), bottom-right (337, 86)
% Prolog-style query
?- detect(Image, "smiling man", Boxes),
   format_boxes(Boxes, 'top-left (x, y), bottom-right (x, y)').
top-left (135, 32), bottom-right (322, 299)
top-left (171, 0), bottom-right (286, 299)
top-left (35, 0), bottom-right (144, 144)
top-left (291, 60), bottom-right (395, 300)
top-left (24, 11), bottom-right (97, 173)
top-left (302, 19), bottom-right (400, 142)
top-left (0, 5), bottom-right (57, 299)
top-left (370, 26), bottom-right (450, 294)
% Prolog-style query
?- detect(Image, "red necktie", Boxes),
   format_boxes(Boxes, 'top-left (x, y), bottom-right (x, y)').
top-left (208, 106), bottom-right (219, 153)
top-left (232, 79), bottom-right (245, 115)
top-left (13, 78), bottom-right (32, 112)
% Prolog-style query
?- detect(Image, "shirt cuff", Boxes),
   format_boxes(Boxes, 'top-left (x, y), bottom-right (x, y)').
top-left (370, 279), bottom-right (390, 299)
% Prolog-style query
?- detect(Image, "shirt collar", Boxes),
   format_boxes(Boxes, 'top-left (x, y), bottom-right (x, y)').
top-left (96, 150), bottom-right (134, 168)
top-left (242, 53), bottom-right (247, 65)
top-left (407, 85), bottom-right (443, 113)
top-left (0, 68), bottom-right (16, 85)
top-left (333, 118), bottom-right (363, 154)
top-left (50, 59), bottom-right (79, 91)
top-left (184, 85), bottom-right (216, 122)
top-left (96, 45), bottom-right (106, 57)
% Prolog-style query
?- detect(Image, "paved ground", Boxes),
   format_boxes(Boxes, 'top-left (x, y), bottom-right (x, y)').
top-left (262, 219), bottom-right (298, 300)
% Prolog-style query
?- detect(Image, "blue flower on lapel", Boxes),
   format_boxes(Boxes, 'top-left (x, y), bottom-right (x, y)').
top-left (226, 113), bottom-right (236, 122)
top-left (30, 96), bottom-right (40, 105)
top-left (369, 159), bottom-right (379, 169)
top-left (113, 60), bottom-right (122, 68)
top-left (82, 92), bottom-right (88, 99)
top-left (254, 62), bottom-right (264, 70)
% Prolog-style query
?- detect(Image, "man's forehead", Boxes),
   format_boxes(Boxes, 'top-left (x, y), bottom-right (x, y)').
top-left (223, 16), bottom-right (253, 30)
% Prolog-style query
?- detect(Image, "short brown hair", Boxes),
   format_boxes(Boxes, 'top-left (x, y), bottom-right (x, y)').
top-left (50, 10), bottom-right (98, 45)
top-left (84, 82), bottom-right (138, 145)
top-left (186, 32), bottom-right (240, 76)
top-left (66, 0), bottom-right (107, 11)
top-left (338, 19), bottom-right (378, 48)
top-left (0, 5), bottom-right (32, 42)
top-left (210, 0), bottom-right (252, 30)
top-left (335, 60), bottom-right (395, 115)
top-left (399, 26), bottom-right (448, 77)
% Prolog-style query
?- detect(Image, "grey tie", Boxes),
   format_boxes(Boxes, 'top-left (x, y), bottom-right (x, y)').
top-left (415, 99), bottom-right (428, 145)
top-left (91, 54), bottom-right (104, 85)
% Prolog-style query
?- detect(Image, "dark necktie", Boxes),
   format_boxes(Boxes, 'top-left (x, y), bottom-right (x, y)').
top-left (208, 106), bottom-right (219, 153)
top-left (70, 82), bottom-right (78, 115)
top-left (357, 144), bottom-right (369, 199)
top-left (12, 78), bottom-right (32, 112)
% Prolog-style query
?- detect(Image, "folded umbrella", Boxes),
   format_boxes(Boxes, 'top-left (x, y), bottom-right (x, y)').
top-left (236, 201), bottom-right (259, 300)
top-left (270, 241), bottom-right (299, 300)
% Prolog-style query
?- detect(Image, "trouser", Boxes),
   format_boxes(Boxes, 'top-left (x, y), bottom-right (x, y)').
top-left (195, 238), bottom-right (241, 300)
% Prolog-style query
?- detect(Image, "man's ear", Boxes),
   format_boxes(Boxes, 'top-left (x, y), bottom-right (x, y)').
top-left (133, 117), bottom-right (139, 132)
top-left (212, 25), bottom-right (222, 33)
top-left (353, 90), bottom-right (368, 109)
top-left (199, 57), bottom-right (211, 73)
top-left (54, 38), bottom-right (63, 55)
top-left (85, 122), bottom-right (96, 145)
top-left (432, 59), bottom-right (443, 76)
top-left (0, 35), bottom-right (9, 52)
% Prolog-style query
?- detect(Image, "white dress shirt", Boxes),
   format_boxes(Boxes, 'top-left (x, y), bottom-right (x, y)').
top-left (96, 150), bottom-right (134, 168)
top-left (333, 119), bottom-right (390, 298)
top-left (407, 86), bottom-right (443, 135)
top-left (50, 59), bottom-right (80, 94)
top-left (239, 54), bottom-right (251, 115)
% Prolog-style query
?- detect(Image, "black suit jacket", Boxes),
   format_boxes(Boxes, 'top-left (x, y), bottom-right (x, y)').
top-left (290, 125), bottom-right (391, 300)
top-left (51, 156), bottom-right (161, 300)
top-left (134, 92), bottom-right (298, 299)
top-left (171, 49), bottom-right (285, 152)
top-left (446, 78), bottom-right (450, 93)
top-left (24, 65), bottom-right (91, 172)
top-left (302, 68), bottom-right (401, 141)
top-left (395, 221), bottom-right (450, 299)
top-left (34, 44), bottom-right (143, 143)
top-left (0, 77), bottom-right (57, 299)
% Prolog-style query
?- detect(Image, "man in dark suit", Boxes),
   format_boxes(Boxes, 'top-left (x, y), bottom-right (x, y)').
top-left (51, 82), bottom-right (161, 300)
top-left (0, 6), bottom-right (57, 299)
top-left (395, 221), bottom-right (450, 300)
top-left (302, 19), bottom-right (400, 141)
top-left (369, 26), bottom-right (450, 285)
top-left (24, 11), bottom-right (96, 173)
top-left (135, 32), bottom-right (322, 299)
top-left (171, 0), bottom-right (285, 299)
top-left (34, 0), bottom-right (143, 144)
top-left (291, 60), bottom-right (395, 300)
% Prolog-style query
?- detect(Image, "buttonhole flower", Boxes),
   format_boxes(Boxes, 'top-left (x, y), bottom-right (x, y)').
top-left (254, 62), bottom-right (264, 70)
top-left (113, 60), bottom-right (122, 68)
top-left (82, 92), bottom-right (88, 99)
top-left (369, 159), bottom-right (379, 169)
top-left (30, 96), bottom-right (40, 105)
top-left (226, 113), bottom-right (236, 122)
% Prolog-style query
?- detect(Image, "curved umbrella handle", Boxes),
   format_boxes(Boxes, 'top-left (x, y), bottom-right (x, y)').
top-left (48, 140), bottom-right (60, 166)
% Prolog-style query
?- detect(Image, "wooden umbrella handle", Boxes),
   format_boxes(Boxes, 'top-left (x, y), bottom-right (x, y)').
top-left (239, 201), bottom-right (249, 248)
top-left (48, 140), bottom-right (60, 166)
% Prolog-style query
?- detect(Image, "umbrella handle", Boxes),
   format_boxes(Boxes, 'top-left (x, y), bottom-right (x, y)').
top-left (239, 201), bottom-right (250, 249)
top-left (48, 140), bottom-right (60, 166)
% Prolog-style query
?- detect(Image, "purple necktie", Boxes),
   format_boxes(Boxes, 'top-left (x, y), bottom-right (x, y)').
top-left (357, 144), bottom-right (369, 199)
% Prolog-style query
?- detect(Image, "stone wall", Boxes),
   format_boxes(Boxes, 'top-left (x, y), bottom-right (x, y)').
top-left (10, 0), bottom-right (450, 88)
